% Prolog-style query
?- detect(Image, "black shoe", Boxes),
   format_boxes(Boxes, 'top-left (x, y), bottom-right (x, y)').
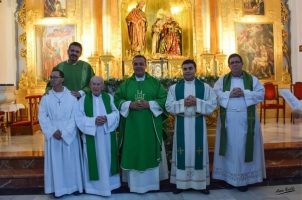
top-left (72, 191), bottom-right (82, 196)
top-left (237, 186), bottom-right (248, 192)
top-left (200, 189), bottom-right (210, 195)
top-left (173, 189), bottom-right (183, 194)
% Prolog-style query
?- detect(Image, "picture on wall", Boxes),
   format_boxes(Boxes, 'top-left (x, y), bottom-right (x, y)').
top-left (36, 25), bottom-right (75, 80)
top-left (235, 23), bottom-right (274, 80)
top-left (44, 0), bottom-right (67, 17)
top-left (243, 0), bottom-right (264, 15)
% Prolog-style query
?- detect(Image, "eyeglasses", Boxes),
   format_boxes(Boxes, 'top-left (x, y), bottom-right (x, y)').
top-left (49, 76), bottom-right (62, 80)
top-left (229, 61), bottom-right (242, 65)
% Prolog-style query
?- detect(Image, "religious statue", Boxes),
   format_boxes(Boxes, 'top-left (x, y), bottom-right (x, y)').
top-left (126, 1), bottom-right (147, 55)
top-left (151, 18), bottom-right (164, 55)
top-left (158, 16), bottom-right (182, 56)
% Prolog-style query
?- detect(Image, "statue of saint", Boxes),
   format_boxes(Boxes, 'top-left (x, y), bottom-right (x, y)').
top-left (126, 1), bottom-right (147, 55)
top-left (151, 18), bottom-right (164, 55)
top-left (158, 16), bottom-right (182, 56)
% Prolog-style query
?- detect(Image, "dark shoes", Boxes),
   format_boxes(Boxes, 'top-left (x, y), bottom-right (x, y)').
top-left (200, 189), bottom-right (210, 195)
top-left (237, 186), bottom-right (248, 192)
top-left (172, 188), bottom-right (210, 195)
top-left (172, 189), bottom-right (183, 194)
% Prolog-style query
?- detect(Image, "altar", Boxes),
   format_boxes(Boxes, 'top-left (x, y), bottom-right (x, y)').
top-left (13, 0), bottom-right (290, 94)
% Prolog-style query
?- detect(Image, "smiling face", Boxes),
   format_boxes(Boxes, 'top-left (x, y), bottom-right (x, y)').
top-left (132, 56), bottom-right (147, 78)
top-left (182, 63), bottom-right (196, 81)
top-left (67, 45), bottom-right (82, 63)
top-left (90, 76), bottom-right (104, 96)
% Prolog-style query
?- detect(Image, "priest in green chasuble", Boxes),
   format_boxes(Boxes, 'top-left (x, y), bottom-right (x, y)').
top-left (114, 55), bottom-right (168, 193)
top-left (165, 59), bottom-right (217, 194)
top-left (46, 42), bottom-right (95, 98)
top-left (212, 53), bottom-right (266, 192)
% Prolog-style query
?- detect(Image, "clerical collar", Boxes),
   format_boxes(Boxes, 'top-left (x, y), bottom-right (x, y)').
top-left (135, 75), bottom-right (145, 81)
top-left (66, 60), bottom-right (79, 65)
top-left (92, 93), bottom-right (101, 98)
top-left (184, 78), bottom-right (195, 84)
top-left (231, 73), bottom-right (243, 78)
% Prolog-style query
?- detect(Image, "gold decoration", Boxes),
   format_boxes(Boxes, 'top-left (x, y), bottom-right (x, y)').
top-left (26, 10), bottom-right (38, 25)
top-left (280, 1), bottom-right (291, 83)
top-left (16, 1), bottom-right (26, 29)
top-left (20, 48), bottom-right (27, 58)
top-left (282, 65), bottom-right (291, 84)
top-left (19, 32), bottom-right (27, 45)
top-left (281, 1), bottom-right (289, 25)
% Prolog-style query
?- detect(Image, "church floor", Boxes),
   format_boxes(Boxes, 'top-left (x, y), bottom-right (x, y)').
top-left (0, 184), bottom-right (301, 200)
top-left (0, 118), bottom-right (301, 197)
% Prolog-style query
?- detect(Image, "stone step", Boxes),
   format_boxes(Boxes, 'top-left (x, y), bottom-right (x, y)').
top-left (0, 168), bottom-right (43, 189)
top-left (0, 157), bottom-right (43, 170)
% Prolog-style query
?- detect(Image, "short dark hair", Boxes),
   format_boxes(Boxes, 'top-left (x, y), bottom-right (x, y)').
top-left (132, 55), bottom-right (147, 64)
top-left (228, 53), bottom-right (243, 64)
top-left (68, 42), bottom-right (82, 51)
top-left (52, 69), bottom-right (64, 78)
top-left (182, 59), bottom-right (196, 69)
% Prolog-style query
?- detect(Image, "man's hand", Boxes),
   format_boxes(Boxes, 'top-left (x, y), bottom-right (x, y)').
top-left (95, 116), bottom-right (107, 125)
top-left (129, 100), bottom-right (150, 110)
top-left (53, 130), bottom-right (62, 140)
top-left (230, 87), bottom-right (244, 98)
top-left (184, 95), bottom-right (196, 107)
top-left (71, 91), bottom-right (81, 98)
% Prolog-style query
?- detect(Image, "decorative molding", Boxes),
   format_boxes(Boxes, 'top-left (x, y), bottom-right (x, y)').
top-left (281, 0), bottom-right (291, 83)
top-left (16, 1), bottom-right (26, 29)
top-left (20, 48), bottom-right (27, 59)
top-left (19, 32), bottom-right (26, 45)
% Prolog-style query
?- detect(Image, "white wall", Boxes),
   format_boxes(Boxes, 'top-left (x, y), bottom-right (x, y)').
top-left (0, 0), bottom-right (17, 84)
top-left (289, 0), bottom-right (302, 82)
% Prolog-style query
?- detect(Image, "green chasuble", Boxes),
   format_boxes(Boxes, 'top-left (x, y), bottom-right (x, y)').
top-left (219, 71), bottom-right (256, 162)
top-left (175, 79), bottom-right (204, 170)
top-left (84, 91), bottom-right (119, 180)
top-left (46, 60), bottom-right (95, 93)
top-left (114, 73), bottom-right (167, 171)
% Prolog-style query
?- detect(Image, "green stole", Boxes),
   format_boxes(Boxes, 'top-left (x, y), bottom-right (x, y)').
top-left (175, 79), bottom-right (205, 170)
top-left (219, 71), bottom-right (255, 162)
top-left (84, 92), bottom-right (119, 180)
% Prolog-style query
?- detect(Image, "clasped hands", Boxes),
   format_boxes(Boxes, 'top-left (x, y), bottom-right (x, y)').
top-left (184, 95), bottom-right (196, 107)
top-left (53, 130), bottom-right (62, 140)
top-left (129, 100), bottom-right (150, 110)
top-left (95, 116), bottom-right (107, 125)
top-left (230, 87), bottom-right (244, 98)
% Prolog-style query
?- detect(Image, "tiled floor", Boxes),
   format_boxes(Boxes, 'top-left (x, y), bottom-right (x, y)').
top-left (0, 184), bottom-right (301, 200)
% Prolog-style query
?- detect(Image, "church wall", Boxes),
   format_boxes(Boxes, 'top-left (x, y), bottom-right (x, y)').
top-left (0, 1), bottom-right (17, 85)
top-left (288, 0), bottom-right (302, 82)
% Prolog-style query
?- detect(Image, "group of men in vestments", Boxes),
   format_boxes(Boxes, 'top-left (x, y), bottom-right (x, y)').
top-left (38, 42), bottom-right (266, 198)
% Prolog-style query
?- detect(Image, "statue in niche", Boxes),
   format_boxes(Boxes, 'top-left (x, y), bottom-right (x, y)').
top-left (126, 1), bottom-right (147, 55)
top-left (158, 16), bottom-right (182, 56)
top-left (151, 17), bottom-right (164, 55)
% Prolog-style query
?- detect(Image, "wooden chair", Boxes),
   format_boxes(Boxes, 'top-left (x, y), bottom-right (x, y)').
top-left (290, 82), bottom-right (302, 123)
top-left (260, 82), bottom-right (285, 124)
top-left (10, 95), bottom-right (42, 136)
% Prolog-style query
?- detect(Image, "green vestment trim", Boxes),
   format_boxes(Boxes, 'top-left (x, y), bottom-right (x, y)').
top-left (219, 71), bottom-right (255, 162)
top-left (175, 79), bottom-right (205, 170)
top-left (114, 73), bottom-right (167, 171)
top-left (84, 92), bottom-right (119, 180)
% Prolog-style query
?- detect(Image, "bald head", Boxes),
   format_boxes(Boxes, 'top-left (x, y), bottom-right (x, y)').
top-left (90, 76), bottom-right (104, 96)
